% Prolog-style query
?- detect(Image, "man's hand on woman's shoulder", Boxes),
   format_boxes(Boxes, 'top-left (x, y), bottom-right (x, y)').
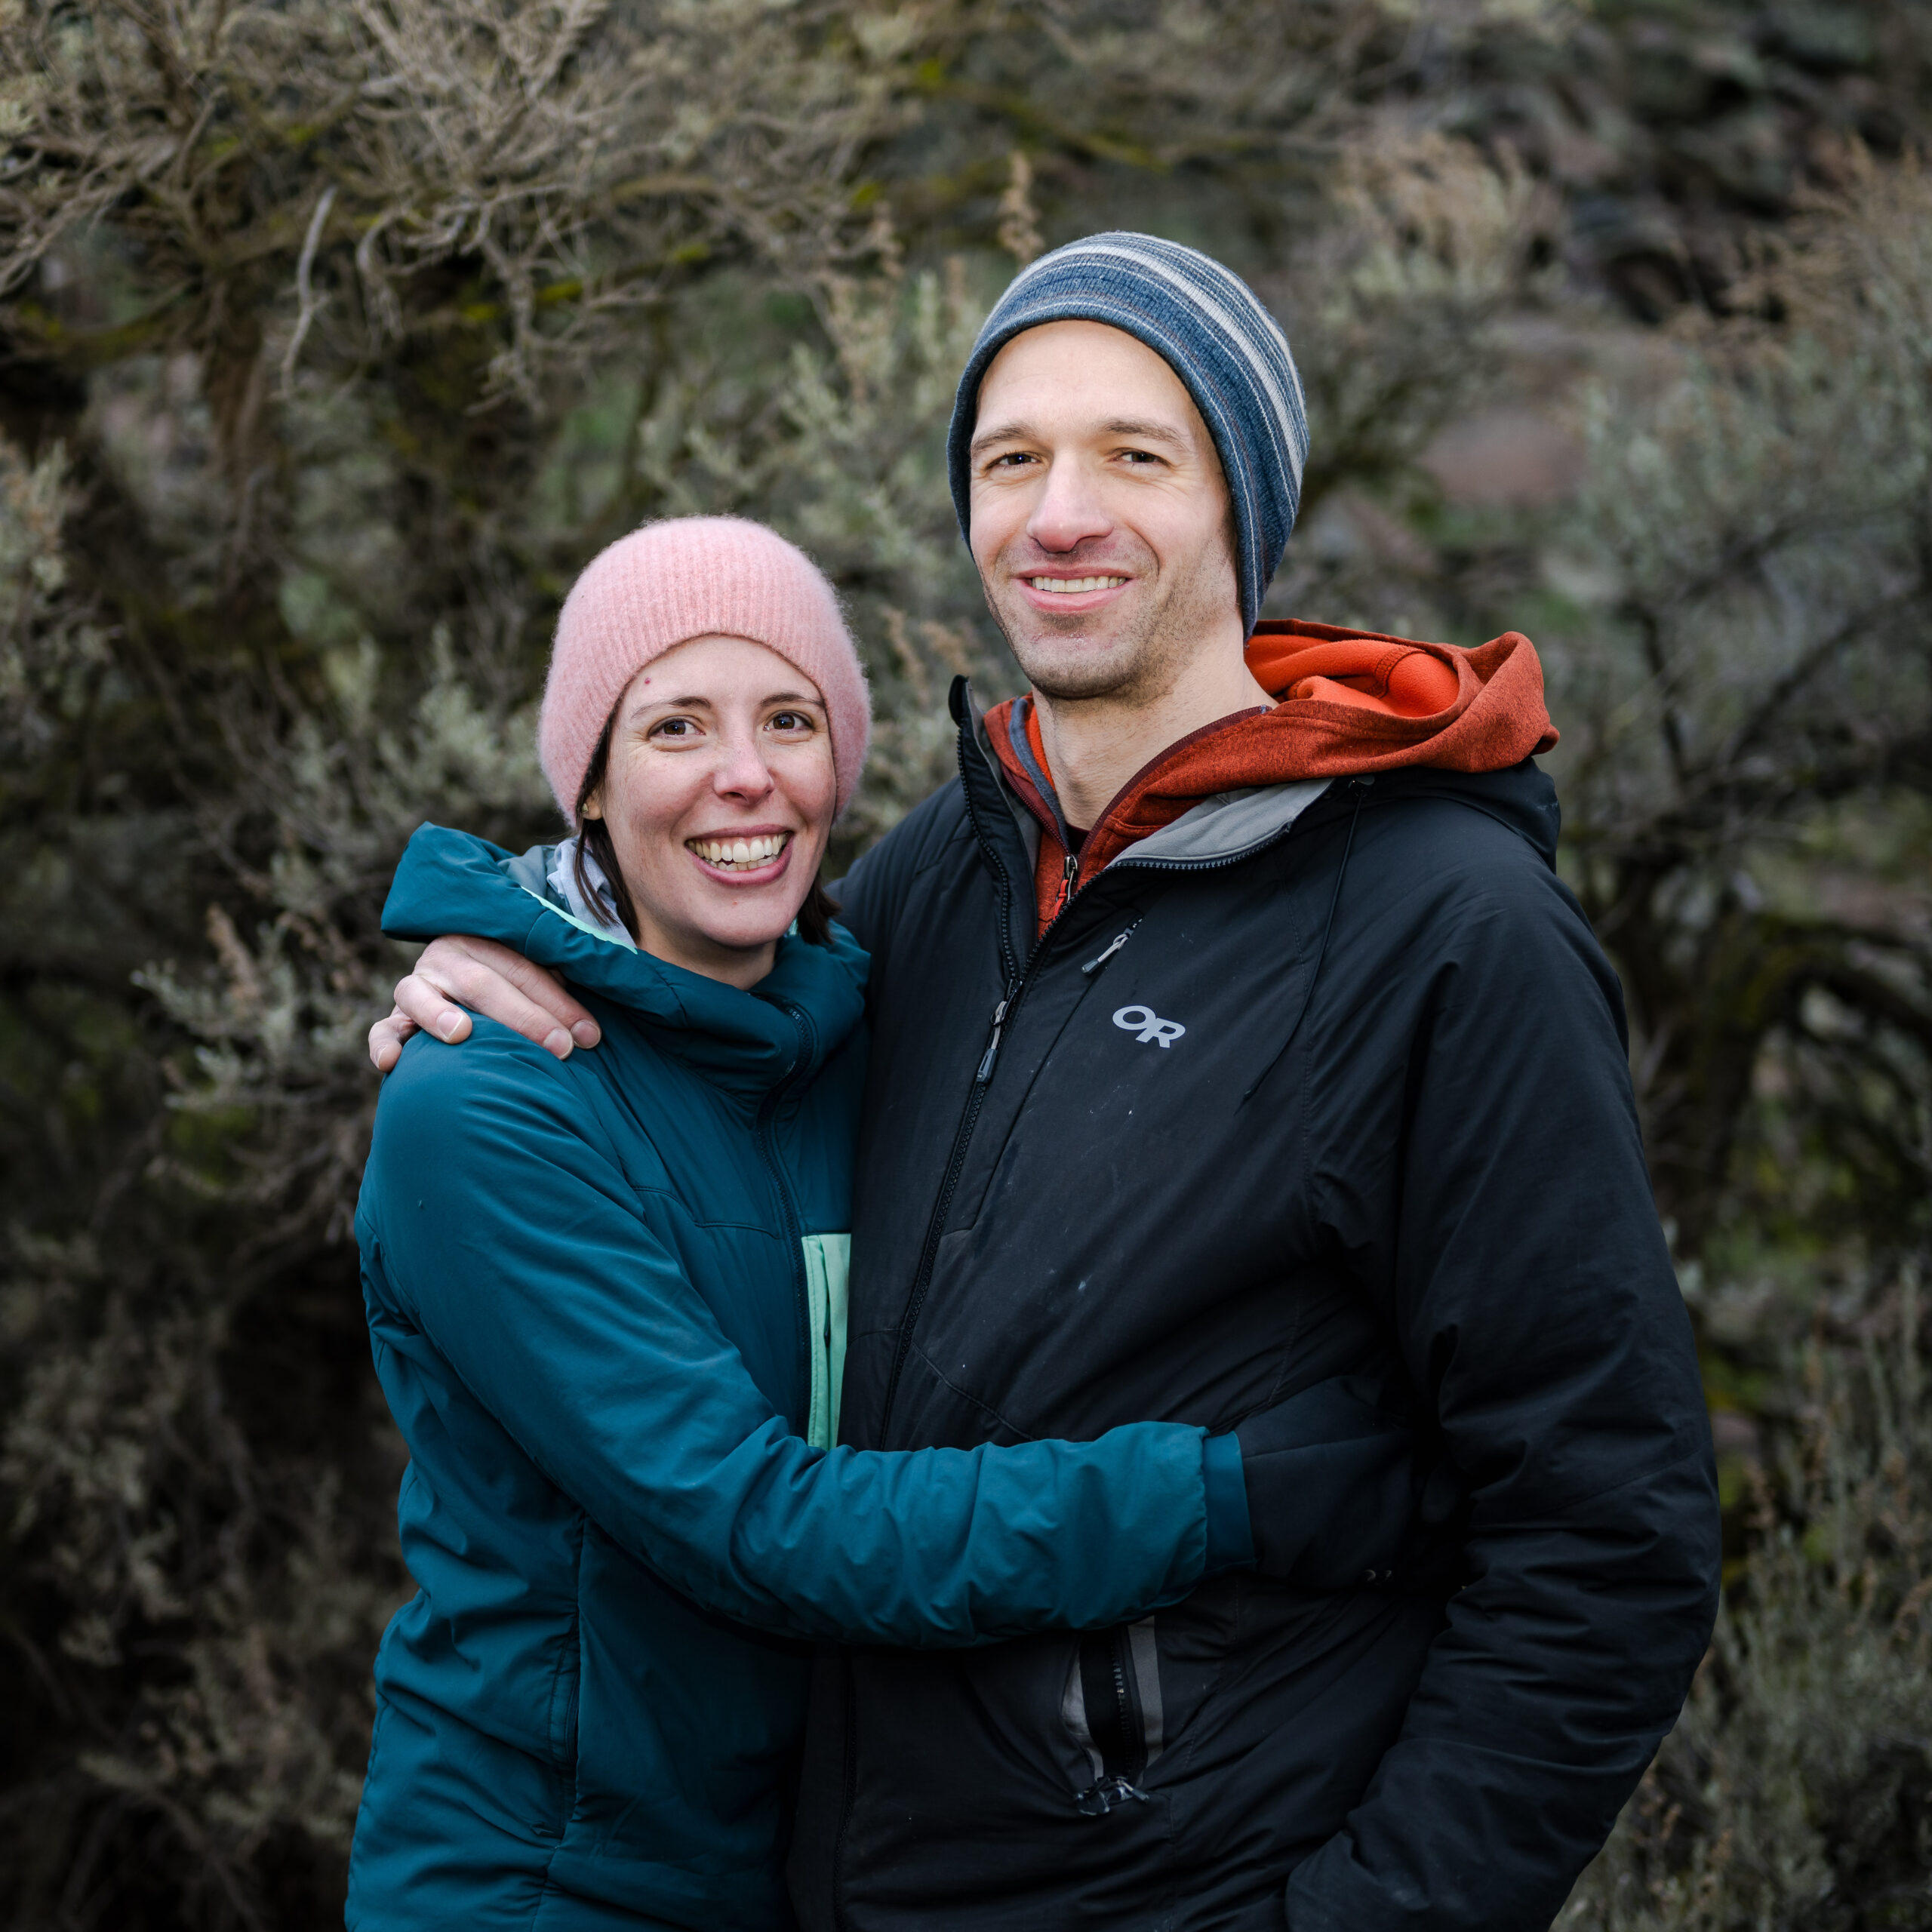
top-left (368, 934), bottom-right (601, 1072)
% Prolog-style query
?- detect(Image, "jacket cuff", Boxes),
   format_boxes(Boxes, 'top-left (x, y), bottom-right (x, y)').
top-left (1201, 1431), bottom-right (1256, 1574)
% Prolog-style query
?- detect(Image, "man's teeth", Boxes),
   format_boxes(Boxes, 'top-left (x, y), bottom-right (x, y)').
top-left (691, 833), bottom-right (789, 871)
top-left (1029, 575), bottom-right (1127, 593)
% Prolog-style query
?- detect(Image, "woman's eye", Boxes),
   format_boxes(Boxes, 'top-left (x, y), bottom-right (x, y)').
top-left (651, 717), bottom-right (699, 740)
top-left (768, 711), bottom-right (814, 733)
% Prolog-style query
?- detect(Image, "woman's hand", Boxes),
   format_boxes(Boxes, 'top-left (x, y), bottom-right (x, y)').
top-left (368, 934), bottom-right (601, 1072)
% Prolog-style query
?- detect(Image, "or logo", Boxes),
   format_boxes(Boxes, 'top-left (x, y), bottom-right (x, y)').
top-left (1112, 1004), bottom-right (1186, 1048)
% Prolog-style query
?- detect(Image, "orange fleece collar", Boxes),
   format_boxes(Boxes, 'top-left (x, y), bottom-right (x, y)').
top-left (986, 620), bottom-right (1558, 934)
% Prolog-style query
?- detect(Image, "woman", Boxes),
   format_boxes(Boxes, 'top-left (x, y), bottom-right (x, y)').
top-left (349, 518), bottom-right (1410, 1930)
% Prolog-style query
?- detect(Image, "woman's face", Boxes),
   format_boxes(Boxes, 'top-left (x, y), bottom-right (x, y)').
top-left (583, 635), bottom-right (837, 988)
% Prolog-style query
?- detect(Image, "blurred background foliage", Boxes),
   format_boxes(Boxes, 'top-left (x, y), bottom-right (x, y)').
top-left (0, 1), bottom-right (1928, 1924)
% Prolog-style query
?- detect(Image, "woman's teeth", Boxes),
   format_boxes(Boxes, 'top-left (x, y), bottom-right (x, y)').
top-left (689, 832), bottom-right (789, 872)
top-left (1029, 575), bottom-right (1127, 593)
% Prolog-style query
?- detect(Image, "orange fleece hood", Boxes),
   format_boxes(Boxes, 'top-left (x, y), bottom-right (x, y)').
top-left (987, 618), bottom-right (1559, 933)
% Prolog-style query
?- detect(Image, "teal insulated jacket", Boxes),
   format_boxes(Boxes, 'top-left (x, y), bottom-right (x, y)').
top-left (348, 826), bottom-right (1248, 1932)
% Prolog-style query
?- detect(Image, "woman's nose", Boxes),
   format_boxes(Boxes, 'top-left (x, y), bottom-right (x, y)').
top-left (712, 733), bottom-right (776, 799)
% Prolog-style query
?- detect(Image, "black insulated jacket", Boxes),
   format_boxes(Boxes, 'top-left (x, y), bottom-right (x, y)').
top-left (792, 678), bottom-right (1721, 1932)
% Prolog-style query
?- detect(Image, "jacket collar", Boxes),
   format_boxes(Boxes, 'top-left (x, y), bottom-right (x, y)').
top-left (383, 823), bottom-right (868, 1092)
top-left (951, 674), bottom-right (1334, 876)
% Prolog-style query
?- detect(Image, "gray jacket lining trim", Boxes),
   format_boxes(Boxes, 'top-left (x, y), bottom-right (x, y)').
top-left (967, 681), bottom-right (1333, 878)
top-left (1110, 777), bottom-right (1334, 869)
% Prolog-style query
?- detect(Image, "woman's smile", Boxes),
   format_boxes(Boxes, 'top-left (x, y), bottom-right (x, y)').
top-left (685, 827), bottom-right (795, 877)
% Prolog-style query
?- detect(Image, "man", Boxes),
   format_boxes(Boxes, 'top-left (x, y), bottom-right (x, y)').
top-left (371, 234), bottom-right (1719, 1930)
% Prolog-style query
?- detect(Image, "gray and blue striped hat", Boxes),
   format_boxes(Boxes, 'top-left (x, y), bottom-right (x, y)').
top-left (946, 232), bottom-right (1309, 633)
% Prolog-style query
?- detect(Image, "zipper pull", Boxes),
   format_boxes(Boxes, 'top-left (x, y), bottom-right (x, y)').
top-left (1057, 848), bottom-right (1078, 915)
top-left (975, 995), bottom-right (1009, 1084)
top-left (1081, 928), bottom-right (1134, 976)
top-left (1075, 1774), bottom-right (1152, 1816)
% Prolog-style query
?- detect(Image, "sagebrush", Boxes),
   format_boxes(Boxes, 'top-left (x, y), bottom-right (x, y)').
top-left (2, 2), bottom-right (1929, 1924)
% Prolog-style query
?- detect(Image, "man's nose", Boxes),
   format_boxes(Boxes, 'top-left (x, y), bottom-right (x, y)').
top-left (1026, 457), bottom-right (1112, 555)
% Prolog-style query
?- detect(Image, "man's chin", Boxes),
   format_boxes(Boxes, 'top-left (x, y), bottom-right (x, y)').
top-left (1011, 641), bottom-right (1155, 703)
top-left (997, 615), bottom-right (1148, 700)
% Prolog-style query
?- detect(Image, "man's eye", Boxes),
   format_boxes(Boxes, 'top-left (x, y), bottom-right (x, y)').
top-left (987, 451), bottom-right (1035, 470)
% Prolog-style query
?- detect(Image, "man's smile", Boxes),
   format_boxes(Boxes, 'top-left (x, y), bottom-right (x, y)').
top-left (1014, 571), bottom-right (1136, 615)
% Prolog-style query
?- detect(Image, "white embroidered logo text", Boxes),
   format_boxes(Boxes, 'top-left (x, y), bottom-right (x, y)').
top-left (1112, 1004), bottom-right (1186, 1048)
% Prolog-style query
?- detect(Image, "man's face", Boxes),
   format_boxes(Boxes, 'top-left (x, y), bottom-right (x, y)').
top-left (966, 318), bottom-right (1241, 705)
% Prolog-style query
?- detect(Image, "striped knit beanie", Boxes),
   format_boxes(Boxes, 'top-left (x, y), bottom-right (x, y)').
top-left (947, 232), bottom-right (1309, 632)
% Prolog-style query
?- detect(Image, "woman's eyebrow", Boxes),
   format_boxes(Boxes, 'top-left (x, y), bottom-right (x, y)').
top-left (632, 693), bottom-right (717, 715)
top-left (629, 689), bottom-right (822, 718)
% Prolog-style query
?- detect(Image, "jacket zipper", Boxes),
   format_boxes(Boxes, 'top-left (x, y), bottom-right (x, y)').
top-left (1074, 1625), bottom-right (1152, 1815)
top-left (843, 718), bottom-right (1036, 1928)
top-left (1053, 846), bottom-right (1078, 920)
top-left (755, 999), bottom-right (816, 1428)
top-left (975, 996), bottom-right (1009, 1082)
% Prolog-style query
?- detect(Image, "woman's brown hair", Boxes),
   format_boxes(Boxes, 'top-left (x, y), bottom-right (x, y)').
top-left (571, 704), bottom-right (837, 949)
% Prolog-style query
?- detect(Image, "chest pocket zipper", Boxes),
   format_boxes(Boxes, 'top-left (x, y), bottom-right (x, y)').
top-left (1063, 1618), bottom-right (1164, 1814)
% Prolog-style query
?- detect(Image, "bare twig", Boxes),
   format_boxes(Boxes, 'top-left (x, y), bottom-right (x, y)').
top-left (278, 184), bottom-right (335, 395)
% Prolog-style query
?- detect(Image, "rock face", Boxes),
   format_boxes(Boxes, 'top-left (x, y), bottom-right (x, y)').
top-left (1444, 3), bottom-right (1921, 321)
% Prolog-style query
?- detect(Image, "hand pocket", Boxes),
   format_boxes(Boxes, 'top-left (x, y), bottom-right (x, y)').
top-left (1235, 1374), bottom-right (1450, 1591)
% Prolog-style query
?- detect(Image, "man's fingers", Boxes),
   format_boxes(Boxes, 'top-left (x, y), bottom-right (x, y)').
top-left (392, 966), bottom-right (577, 1061)
top-left (416, 935), bottom-right (600, 1051)
top-left (368, 1008), bottom-right (420, 1073)
top-left (392, 969), bottom-right (487, 1044)
top-left (374, 934), bottom-right (599, 1066)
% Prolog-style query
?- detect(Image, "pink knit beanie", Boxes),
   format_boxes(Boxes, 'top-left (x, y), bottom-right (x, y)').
top-left (538, 517), bottom-right (872, 821)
